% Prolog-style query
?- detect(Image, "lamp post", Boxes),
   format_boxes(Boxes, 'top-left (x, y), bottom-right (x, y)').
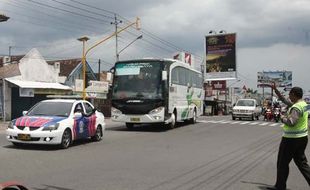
top-left (77, 17), bottom-right (140, 100)
top-left (117, 35), bottom-right (143, 60)
top-left (0, 14), bottom-right (9, 22)
top-left (225, 79), bottom-right (241, 114)
top-left (77, 36), bottom-right (89, 100)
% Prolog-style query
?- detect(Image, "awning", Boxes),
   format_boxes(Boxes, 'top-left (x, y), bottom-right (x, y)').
top-left (5, 78), bottom-right (72, 90)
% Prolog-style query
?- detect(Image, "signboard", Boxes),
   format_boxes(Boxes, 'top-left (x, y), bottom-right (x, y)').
top-left (173, 52), bottom-right (194, 66)
top-left (86, 80), bottom-right (109, 93)
top-left (205, 33), bottom-right (236, 80)
top-left (19, 88), bottom-right (34, 97)
top-left (211, 80), bottom-right (226, 90)
top-left (257, 71), bottom-right (292, 88)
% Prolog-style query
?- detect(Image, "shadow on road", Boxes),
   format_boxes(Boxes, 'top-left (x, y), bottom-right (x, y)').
top-left (241, 181), bottom-right (291, 190)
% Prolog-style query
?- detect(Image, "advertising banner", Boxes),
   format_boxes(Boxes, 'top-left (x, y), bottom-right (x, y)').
top-left (205, 33), bottom-right (236, 80)
top-left (257, 71), bottom-right (292, 88)
top-left (211, 80), bottom-right (226, 90)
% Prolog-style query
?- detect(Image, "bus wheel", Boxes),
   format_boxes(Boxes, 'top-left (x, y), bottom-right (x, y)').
top-left (189, 110), bottom-right (197, 124)
top-left (126, 123), bottom-right (134, 130)
top-left (166, 111), bottom-right (176, 129)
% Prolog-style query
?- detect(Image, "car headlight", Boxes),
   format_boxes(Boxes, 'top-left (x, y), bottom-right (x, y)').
top-left (43, 123), bottom-right (59, 131)
top-left (111, 107), bottom-right (122, 114)
top-left (149, 107), bottom-right (164, 114)
top-left (7, 122), bottom-right (14, 129)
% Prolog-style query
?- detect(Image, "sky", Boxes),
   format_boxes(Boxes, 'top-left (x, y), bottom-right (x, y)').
top-left (0, 0), bottom-right (310, 92)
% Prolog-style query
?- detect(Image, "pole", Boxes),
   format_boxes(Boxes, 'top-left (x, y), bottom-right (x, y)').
top-left (82, 40), bottom-right (86, 100)
top-left (114, 14), bottom-right (119, 62)
top-left (98, 59), bottom-right (101, 81)
top-left (8, 46), bottom-right (12, 64)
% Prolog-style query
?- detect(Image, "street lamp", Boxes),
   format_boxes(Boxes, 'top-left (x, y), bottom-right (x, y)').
top-left (77, 17), bottom-right (140, 100)
top-left (77, 36), bottom-right (90, 100)
top-left (208, 30), bottom-right (217, 34)
top-left (117, 35), bottom-right (143, 60)
top-left (0, 14), bottom-right (9, 22)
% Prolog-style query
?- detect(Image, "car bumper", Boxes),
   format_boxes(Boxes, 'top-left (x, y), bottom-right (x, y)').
top-left (232, 113), bottom-right (254, 118)
top-left (6, 129), bottom-right (64, 145)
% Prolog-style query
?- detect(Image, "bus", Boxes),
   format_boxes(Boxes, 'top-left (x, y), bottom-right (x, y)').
top-left (111, 58), bottom-right (203, 129)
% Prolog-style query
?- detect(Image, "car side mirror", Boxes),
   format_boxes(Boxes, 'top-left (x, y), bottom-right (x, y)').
top-left (22, 111), bottom-right (28, 116)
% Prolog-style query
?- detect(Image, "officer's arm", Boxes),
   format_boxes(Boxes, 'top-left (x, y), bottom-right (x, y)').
top-left (281, 108), bottom-right (301, 127)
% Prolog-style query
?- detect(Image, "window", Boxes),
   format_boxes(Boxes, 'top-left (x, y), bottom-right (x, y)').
top-left (83, 102), bottom-right (94, 115)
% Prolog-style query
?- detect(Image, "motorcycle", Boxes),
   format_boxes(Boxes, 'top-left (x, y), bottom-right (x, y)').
top-left (273, 107), bottom-right (281, 122)
top-left (264, 108), bottom-right (273, 121)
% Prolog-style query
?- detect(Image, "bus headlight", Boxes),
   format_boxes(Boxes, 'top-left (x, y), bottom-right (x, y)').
top-left (149, 107), bottom-right (164, 114)
top-left (111, 107), bottom-right (122, 114)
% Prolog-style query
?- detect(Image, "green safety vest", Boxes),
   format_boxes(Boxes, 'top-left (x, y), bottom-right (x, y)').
top-left (283, 100), bottom-right (308, 138)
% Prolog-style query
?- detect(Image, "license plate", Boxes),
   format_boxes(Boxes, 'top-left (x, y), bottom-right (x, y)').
top-left (17, 134), bottom-right (31, 141)
top-left (130, 117), bottom-right (140, 122)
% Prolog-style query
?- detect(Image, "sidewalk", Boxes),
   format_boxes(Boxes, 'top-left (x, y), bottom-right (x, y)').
top-left (0, 121), bottom-right (9, 132)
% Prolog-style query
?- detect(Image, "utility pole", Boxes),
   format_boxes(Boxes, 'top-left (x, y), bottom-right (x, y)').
top-left (8, 46), bottom-right (12, 64)
top-left (111, 14), bottom-right (122, 62)
top-left (98, 59), bottom-right (101, 81)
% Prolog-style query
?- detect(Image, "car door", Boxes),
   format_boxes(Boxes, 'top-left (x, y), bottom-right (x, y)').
top-left (82, 102), bottom-right (97, 137)
top-left (73, 103), bottom-right (89, 139)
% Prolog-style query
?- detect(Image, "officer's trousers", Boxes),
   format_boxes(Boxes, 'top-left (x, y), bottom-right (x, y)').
top-left (275, 136), bottom-right (310, 189)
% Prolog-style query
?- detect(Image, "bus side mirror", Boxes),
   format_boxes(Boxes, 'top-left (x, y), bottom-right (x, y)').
top-left (162, 71), bottom-right (167, 81)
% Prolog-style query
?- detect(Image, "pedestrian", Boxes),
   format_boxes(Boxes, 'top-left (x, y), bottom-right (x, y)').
top-left (267, 85), bottom-right (310, 190)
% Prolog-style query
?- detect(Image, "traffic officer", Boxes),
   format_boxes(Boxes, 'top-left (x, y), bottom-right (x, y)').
top-left (268, 86), bottom-right (310, 190)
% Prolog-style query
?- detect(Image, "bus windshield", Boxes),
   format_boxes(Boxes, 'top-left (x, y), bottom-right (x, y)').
top-left (112, 62), bottom-right (163, 99)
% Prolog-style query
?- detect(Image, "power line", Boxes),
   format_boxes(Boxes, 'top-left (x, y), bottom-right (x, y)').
top-left (21, 0), bottom-right (112, 25)
top-left (8, 0), bottom-right (106, 33)
top-left (50, 0), bottom-right (115, 20)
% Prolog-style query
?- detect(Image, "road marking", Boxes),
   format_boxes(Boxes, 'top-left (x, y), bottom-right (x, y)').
top-left (197, 119), bottom-right (282, 127)
top-left (231, 121), bottom-right (241, 124)
top-left (249, 122), bottom-right (259, 125)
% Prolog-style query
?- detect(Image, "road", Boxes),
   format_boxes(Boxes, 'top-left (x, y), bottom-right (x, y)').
top-left (0, 116), bottom-right (309, 190)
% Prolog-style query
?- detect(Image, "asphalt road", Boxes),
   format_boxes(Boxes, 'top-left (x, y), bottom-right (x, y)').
top-left (0, 116), bottom-right (309, 190)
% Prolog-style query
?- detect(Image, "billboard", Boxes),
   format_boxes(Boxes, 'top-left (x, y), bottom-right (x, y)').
top-left (257, 71), bottom-right (292, 88)
top-left (205, 33), bottom-right (236, 80)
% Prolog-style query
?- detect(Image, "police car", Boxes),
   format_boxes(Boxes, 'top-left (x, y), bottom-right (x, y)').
top-left (6, 99), bottom-right (105, 149)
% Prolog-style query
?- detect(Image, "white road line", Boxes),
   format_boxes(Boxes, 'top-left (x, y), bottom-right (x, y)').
top-left (270, 123), bottom-right (281, 127)
top-left (259, 122), bottom-right (269, 126)
top-left (231, 121), bottom-right (241, 124)
top-left (249, 122), bottom-right (259, 125)
top-left (240, 122), bottom-right (250, 125)
top-left (218, 121), bottom-right (230, 124)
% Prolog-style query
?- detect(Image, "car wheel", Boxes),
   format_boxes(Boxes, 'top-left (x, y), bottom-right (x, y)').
top-left (60, 129), bottom-right (72, 149)
top-left (232, 115), bottom-right (236, 120)
top-left (251, 114), bottom-right (254, 121)
top-left (92, 126), bottom-right (103, 141)
top-left (126, 123), bottom-right (134, 130)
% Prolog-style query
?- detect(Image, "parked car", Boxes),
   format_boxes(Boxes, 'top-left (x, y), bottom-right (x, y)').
top-left (232, 99), bottom-right (262, 120)
top-left (6, 99), bottom-right (105, 149)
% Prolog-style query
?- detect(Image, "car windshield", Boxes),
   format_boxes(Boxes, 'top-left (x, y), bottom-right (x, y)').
top-left (236, 100), bottom-right (255, 106)
top-left (27, 102), bottom-right (73, 117)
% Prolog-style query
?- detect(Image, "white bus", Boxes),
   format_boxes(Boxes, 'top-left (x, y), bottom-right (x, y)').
top-left (111, 58), bottom-right (203, 129)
